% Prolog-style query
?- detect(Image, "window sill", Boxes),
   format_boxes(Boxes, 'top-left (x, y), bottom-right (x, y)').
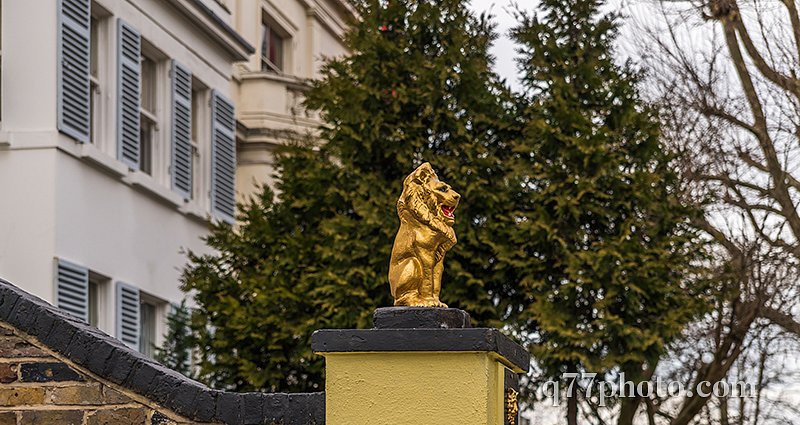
top-left (125, 171), bottom-right (184, 209)
top-left (59, 137), bottom-right (215, 225)
top-left (179, 201), bottom-right (212, 224)
top-left (80, 143), bottom-right (128, 177)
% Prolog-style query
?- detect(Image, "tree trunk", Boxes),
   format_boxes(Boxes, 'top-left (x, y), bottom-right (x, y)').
top-left (567, 365), bottom-right (578, 425)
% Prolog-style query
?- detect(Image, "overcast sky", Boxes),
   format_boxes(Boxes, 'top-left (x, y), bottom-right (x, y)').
top-left (467, 0), bottom-right (646, 90)
top-left (467, 0), bottom-right (524, 87)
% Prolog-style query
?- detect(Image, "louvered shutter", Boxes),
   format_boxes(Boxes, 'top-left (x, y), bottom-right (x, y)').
top-left (116, 20), bottom-right (141, 169)
top-left (210, 91), bottom-right (236, 223)
top-left (115, 282), bottom-right (140, 349)
top-left (57, 0), bottom-right (91, 143)
top-left (55, 259), bottom-right (89, 322)
top-left (171, 60), bottom-right (193, 199)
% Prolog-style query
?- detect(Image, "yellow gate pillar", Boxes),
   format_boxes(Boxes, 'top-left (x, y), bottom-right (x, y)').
top-left (312, 307), bottom-right (529, 425)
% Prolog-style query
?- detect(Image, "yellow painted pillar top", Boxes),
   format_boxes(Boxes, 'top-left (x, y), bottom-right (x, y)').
top-left (312, 307), bottom-right (529, 425)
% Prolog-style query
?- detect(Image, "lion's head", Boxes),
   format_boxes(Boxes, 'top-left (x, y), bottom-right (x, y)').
top-left (397, 163), bottom-right (460, 243)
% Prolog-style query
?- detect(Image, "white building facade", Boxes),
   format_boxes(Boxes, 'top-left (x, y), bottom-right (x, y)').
top-left (0, 0), bottom-right (351, 357)
top-left (230, 0), bottom-right (353, 199)
top-left (0, 0), bottom-right (252, 356)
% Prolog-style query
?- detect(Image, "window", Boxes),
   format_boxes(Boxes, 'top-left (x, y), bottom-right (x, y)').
top-left (139, 54), bottom-right (157, 175)
top-left (191, 84), bottom-right (207, 201)
top-left (139, 297), bottom-right (157, 357)
top-left (86, 271), bottom-right (110, 329)
top-left (89, 16), bottom-right (101, 143)
top-left (88, 280), bottom-right (98, 326)
top-left (116, 283), bottom-right (165, 357)
top-left (260, 20), bottom-right (284, 73)
top-left (89, 17), bottom-right (98, 141)
top-left (87, 4), bottom-right (111, 147)
top-left (55, 259), bottom-right (109, 330)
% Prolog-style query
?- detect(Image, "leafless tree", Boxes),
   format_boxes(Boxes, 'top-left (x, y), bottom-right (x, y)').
top-left (604, 0), bottom-right (800, 422)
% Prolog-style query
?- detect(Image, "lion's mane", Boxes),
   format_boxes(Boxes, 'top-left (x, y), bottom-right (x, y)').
top-left (396, 168), bottom-right (457, 260)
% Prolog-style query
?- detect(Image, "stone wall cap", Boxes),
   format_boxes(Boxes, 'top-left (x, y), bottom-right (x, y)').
top-left (0, 277), bottom-right (323, 425)
top-left (311, 327), bottom-right (530, 373)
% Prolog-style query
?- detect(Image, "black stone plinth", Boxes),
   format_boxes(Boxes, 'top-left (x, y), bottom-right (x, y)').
top-left (311, 327), bottom-right (530, 373)
top-left (373, 307), bottom-right (472, 329)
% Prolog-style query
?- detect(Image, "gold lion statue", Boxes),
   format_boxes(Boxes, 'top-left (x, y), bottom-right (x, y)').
top-left (388, 163), bottom-right (460, 307)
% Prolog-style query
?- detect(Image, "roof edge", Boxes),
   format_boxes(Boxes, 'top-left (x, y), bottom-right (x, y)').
top-left (168, 0), bottom-right (255, 61)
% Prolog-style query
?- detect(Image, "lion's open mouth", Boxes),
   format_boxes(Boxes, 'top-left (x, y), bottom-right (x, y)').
top-left (441, 205), bottom-right (456, 219)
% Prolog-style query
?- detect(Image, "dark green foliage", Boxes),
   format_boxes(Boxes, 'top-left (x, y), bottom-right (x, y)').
top-left (181, 0), bottom-right (515, 392)
top-left (153, 301), bottom-right (193, 377)
top-left (504, 0), bottom-right (709, 384)
top-left (179, 0), bottom-right (708, 402)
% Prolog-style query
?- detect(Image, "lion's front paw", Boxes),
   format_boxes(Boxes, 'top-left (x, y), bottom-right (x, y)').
top-left (416, 297), bottom-right (447, 308)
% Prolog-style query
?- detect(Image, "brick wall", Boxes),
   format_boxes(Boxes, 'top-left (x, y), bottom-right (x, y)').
top-left (0, 278), bottom-right (324, 425)
top-left (0, 324), bottom-right (203, 424)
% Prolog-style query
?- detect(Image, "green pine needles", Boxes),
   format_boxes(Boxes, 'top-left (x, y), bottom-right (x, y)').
top-left (181, 0), bottom-right (512, 392)
top-left (175, 1), bottom-right (710, 413)
top-left (153, 301), bottom-right (193, 377)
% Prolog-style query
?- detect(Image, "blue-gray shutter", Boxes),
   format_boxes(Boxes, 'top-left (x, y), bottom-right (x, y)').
top-left (116, 20), bottom-right (141, 169)
top-left (57, 0), bottom-right (91, 143)
top-left (171, 60), bottom-right (193, 199)
top-left (55, 259), bottom-right (89, 322)
top-left (210, 91), bottom-right (236, 223)
top-left (115, 281), bottom-right (140, 349)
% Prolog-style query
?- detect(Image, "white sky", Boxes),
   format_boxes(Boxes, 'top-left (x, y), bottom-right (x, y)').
top-left (467, 0), bottom-right (642, 90)
top-left (465, 1), bottom-right (800, 422)
top-left (468, 0), bottom-right (525, 88)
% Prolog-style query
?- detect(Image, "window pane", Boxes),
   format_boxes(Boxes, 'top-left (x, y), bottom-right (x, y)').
top-left (140, 56), bottom-right (156, 113)
top-left (261, 21), bottom-right (283, 72)
top-left (139, 302), bottom-right (156, 358)
top-left (191, 88), bottom-right (201, 200)
top-left (88, 281), bottom-right (98, 327)
top-left (139, 54), bottom-right (156, 175)
top-left (139, 119), bottom-right (153, 175)
top-left (270, 31), bottom-right (282, 70)
top-left (90, 18), bottom-right (98, 78)
top-left (261, 23), bottom-right (269, 62)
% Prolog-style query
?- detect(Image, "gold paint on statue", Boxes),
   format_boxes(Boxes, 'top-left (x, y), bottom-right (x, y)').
top-left (506, 388), bottom-right (519, 425)
top-left (388, 163), bottom-right (460, 307)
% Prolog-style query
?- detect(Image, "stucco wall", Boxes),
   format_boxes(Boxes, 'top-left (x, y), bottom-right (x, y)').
top-left (0, 0), bottom-right (241, 340)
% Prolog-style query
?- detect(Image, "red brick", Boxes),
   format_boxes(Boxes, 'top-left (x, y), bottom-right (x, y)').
top-left (0, 337), bottom-right (48, 357)
top-left (0, 363), bottom-right (15, 383)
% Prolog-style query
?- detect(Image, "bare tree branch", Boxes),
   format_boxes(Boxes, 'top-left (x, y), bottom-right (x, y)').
top-left (760, 306), bottom-right (800, 337)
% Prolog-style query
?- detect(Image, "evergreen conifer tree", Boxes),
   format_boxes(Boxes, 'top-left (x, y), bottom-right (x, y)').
top-left (153, 301), bottom-right (193, 377)
top-left (503, 1), bottom-right (709, 422)
top-left (181, 0), bottom-right (515, 392)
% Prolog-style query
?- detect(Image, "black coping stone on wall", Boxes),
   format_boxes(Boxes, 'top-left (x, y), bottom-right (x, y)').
top-left (0, 278), bottom-right (324, 425)
top-left (373, 307), bottom-right (472, 329)
top-left (312, 327), bottom-right (530, 373)
top-left (314, 307), bottom-right (530, 373)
